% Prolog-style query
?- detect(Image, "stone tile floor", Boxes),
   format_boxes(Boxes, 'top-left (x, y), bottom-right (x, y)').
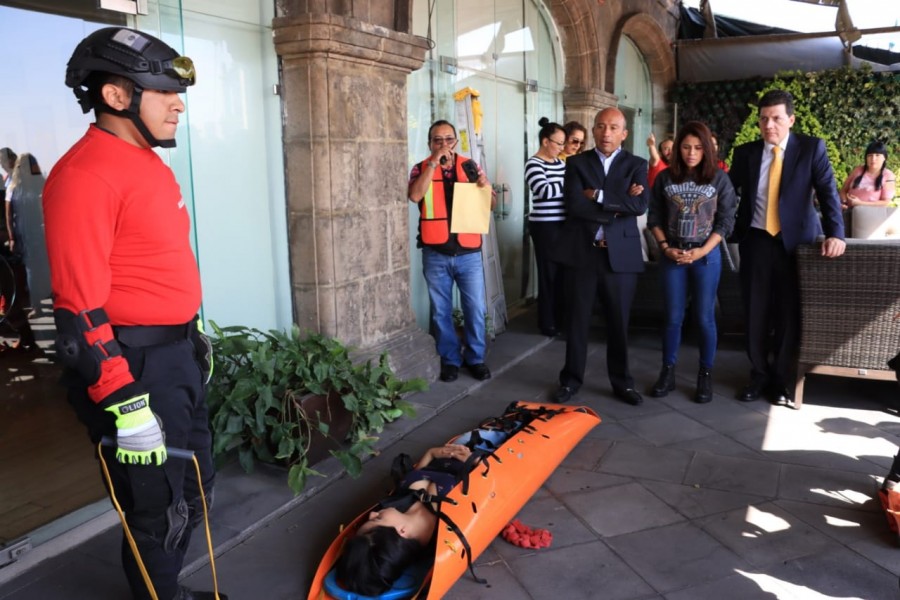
top-left (1, 311), bottom-right (898, 599)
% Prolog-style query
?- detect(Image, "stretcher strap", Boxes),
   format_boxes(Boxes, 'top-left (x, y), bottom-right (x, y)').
top-left (97, 442), bottom-right (222, 600)
top-left (432, 506), bottom-right (486, 586)
top-left (457, 450), bottom-right (500, 496)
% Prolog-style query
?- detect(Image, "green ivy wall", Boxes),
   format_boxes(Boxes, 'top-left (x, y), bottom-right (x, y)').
top-left (674, 67), bottom-right (900, 197)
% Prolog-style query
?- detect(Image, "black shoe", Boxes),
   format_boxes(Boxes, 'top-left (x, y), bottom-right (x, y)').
top-left (771, 387), bottom-right (793, 406)
top-left (694, 368), bottom-right (712, 404)
top-left (175, 587), bottom-right (229, 600)
top-left (738, 377), bottom-right (767, 402)
top-left (650, 365), bottom-right (676, 397)
top-left (464, 362), bottom-right (492, 380)
top-left (614, 388), bottom-right (643, 406)
top-left (541, 327), bottom-right (560, 337)
top-left (553, 385), bottom-right (576, 403)
top-left (439, 364), bottom-right (459, 382)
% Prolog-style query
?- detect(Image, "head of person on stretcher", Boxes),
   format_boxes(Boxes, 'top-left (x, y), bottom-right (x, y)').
top-left (335, 444), bottom-right (472, 596)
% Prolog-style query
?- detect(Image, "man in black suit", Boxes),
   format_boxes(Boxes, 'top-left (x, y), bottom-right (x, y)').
top-left (729, 89), bottom-right (845, 404)
top-left (553, 107), bottom-right (649, 405)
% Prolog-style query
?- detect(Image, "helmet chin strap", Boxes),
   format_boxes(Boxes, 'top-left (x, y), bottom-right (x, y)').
top-left (95, 85), bottom-right (177, 149)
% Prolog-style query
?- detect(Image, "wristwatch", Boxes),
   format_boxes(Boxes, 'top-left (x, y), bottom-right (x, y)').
top-left (427, 160), bottom-right (438, 169)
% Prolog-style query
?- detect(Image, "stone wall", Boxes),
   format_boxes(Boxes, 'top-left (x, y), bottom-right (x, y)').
top-left (274, 9), bottom-right (438, 380)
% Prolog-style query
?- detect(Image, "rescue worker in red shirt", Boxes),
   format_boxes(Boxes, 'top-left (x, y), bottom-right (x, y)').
top-left (42, 28), bottom-right (223, 600)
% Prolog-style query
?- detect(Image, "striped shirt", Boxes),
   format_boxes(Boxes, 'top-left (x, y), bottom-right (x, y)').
top-left (525, 156), bottom-right (566, 222)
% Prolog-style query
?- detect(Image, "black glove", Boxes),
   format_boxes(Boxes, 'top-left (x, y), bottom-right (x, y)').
top-left (462, 159), bottom-right (480, 183)
top-left (190, 317), bottom-right (213, 385)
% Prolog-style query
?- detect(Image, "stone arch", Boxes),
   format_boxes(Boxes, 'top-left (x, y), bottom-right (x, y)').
top-left (545, 0), bottom-right (616, 129)
top-left (545, 0), bottom-right (605, 91)
top-left (606, 13), bottom-right (676, 124)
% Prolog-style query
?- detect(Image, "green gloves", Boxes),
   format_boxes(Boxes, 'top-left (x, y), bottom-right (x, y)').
top-left (104, 393), bottom-right (167, 465)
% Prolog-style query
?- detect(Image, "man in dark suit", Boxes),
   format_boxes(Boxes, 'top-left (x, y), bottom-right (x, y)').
top-left (729, 89), bottom-right (845, 404)
top-left (553, 107), bottom-right (649, 405)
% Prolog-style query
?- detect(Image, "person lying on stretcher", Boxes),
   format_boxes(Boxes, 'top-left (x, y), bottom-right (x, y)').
top-left (335, 428), bottom-right (509, 596)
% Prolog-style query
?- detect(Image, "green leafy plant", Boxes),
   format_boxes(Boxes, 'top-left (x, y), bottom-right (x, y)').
top-left (729, 75), bottom-right (841, 182)
top-left (206, 322), bottom-right (427, 494)
top-left (451, 307), bottom-right (494, 338)
top-left (676, 66), bottom-right (900, 205)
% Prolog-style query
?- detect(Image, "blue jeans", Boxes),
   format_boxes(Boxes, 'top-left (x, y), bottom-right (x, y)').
top-left (660, 244), bottom-right (721, 369)
top-left (422, 247), bottom-right (487, 366)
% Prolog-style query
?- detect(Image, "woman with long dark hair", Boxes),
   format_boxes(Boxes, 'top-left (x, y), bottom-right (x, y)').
top-left (647, 121), bottom-right (737, 403)
top-left (840, 140), bottom-right (895, 209)
top-left (335, 442), bottom-right (471, 595)
top-left (526, 117), bottom-right (568, 337)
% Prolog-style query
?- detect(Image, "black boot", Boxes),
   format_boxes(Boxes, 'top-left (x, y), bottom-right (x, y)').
top-left (695, 368), bottom-right (712, 403)
top-left (175, 587), bottom-right (229, 600)
top-left (650, 365), bottom-right (676, 397)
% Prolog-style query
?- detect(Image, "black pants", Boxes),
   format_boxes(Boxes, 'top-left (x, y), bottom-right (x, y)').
top-left (529, 220), bottom-right (567, 334)
top-left (739, 228), bottom-right (801, 388)
top-left (559, 247), bottom-right (638, 392)
top-left (67, 338), bottom-right (214, 600)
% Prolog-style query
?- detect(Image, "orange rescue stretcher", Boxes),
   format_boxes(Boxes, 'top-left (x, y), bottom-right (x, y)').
top-left (307, 401), bottom-right (601, 600)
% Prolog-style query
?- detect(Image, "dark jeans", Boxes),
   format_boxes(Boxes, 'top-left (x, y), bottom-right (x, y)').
top-left (660, 244), bottom-right (721, 369)
top-left (67, 338), bottom-right (214, 600)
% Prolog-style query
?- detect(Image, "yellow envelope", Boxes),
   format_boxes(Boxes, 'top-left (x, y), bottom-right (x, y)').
top-left (450, 183), bottom-right (492, 234)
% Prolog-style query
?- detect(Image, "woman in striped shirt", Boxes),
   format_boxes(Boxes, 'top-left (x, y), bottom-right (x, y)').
top-left (526, 117), bottom-right (568, 337)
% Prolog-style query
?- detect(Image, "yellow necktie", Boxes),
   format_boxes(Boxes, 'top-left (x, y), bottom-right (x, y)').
top-left (766, 146), bottom-right (782, 236)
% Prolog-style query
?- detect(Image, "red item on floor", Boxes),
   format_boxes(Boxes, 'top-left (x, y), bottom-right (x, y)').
top-left (500, 519), bottom-right (552, 549)
top-left (879, 487), bottom-right (900, 536)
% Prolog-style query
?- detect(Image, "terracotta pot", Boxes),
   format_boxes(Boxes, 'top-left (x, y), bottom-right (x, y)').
top-left (299, 389), bottom-right (353, 466)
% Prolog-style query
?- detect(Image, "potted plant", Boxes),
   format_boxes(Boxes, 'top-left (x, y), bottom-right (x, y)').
top-left (452, 307), bottom-right (494, 340)
top-left (206, 322), bottom-right (427, 494)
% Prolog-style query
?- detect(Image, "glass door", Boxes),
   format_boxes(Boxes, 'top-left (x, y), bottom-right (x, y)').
top-left (0, 0), bottom-right (188, 562)
top-left (407, 0), bottom-right (564, 327)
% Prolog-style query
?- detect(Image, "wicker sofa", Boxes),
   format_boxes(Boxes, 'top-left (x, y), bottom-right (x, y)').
top-left (794, 239), bottom-right (900, 408)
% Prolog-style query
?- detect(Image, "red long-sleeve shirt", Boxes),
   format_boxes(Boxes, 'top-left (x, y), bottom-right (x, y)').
top-left (43, 126), bottom-right (202, 402)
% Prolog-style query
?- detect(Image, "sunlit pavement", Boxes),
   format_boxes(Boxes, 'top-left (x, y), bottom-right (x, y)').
top-left (2, 307), bottom-right (898, 599)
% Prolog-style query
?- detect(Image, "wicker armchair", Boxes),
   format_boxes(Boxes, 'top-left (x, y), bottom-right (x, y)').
top-left (794, 239), bottom-right (900, 408)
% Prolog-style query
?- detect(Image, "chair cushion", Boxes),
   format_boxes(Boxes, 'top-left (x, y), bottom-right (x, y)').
top-left (641, 224), bottom-right (659, 262)
top-left (851, 206), bottom-right (900, 239)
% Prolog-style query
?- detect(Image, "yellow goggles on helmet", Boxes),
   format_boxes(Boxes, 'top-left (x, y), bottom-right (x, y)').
top-left (169, 56), bottom-right (196, 83)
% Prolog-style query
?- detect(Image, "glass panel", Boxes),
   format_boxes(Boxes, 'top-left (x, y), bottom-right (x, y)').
top-left (534, 0), bottom-right (561, 93)
top-left (483, 76), bottom-right (529, 304)
top-left (456, 0), bottom-right (496, 74)
top-left (408, 0), bottom-right (459, 330)
top-left (494, 0), bottom-right (527, 83)
top-left (151, 0), bottom-right (291, 330)
top-left (0, 3), bottom-right (132, 548)
top-left (407, 59), bottom-right (437, 330)
top-left (0, 0), bottom-right (286, 555)
top-left (408, 0), bottom-right (565, 324)
top-left (614, 36), bottom-right (652, 158)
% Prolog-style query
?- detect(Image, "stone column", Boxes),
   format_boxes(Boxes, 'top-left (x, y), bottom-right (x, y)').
top-left (273, 13), bottom-right (438, 381)
top-left (563, 87), bottom-right (619, 131)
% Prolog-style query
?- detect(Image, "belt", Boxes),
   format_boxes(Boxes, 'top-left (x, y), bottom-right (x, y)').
top-left (592, 239), bottom-right (608, 248)
top-left (669, 241), bottom-right (704, 250)
top-left (113, 321), bottom-right (193, 347)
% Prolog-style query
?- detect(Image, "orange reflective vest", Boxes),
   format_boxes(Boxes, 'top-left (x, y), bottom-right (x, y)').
top-left (418, 157), bottom-right (482, 249)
